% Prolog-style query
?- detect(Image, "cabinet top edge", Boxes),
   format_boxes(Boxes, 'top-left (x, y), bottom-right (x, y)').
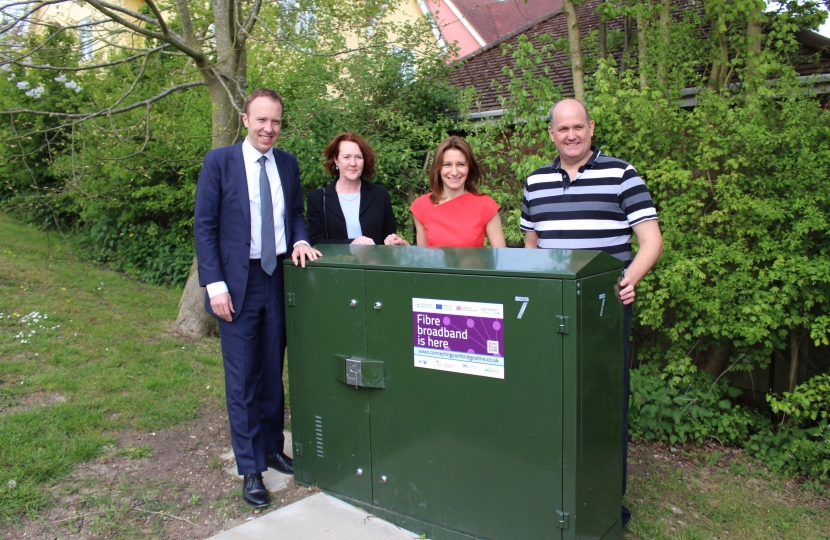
top-left (285, 245), bottom-right (623, 279)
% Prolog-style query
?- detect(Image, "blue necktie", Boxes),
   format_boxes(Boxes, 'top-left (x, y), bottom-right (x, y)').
top-left (258, 156), bottom-right (277, 275)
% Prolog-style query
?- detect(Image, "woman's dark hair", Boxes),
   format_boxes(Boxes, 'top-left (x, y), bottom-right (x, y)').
top-left (428, 136), bottom-right (483, 204)
top-left (322, 132), bottom-right (377, 179)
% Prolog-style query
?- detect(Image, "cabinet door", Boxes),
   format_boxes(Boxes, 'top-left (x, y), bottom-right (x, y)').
top-left (365, 271), bottom-right (563, 539)
top-left (573, 271), bottom-right (624, 540)
top-left (285, 267), bottom-right (373, 502)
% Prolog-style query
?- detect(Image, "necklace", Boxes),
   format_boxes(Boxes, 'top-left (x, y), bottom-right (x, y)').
top-left (336, 179), bottom-right (360, 201)
top-left (337, 189), bottom-right (360, 201)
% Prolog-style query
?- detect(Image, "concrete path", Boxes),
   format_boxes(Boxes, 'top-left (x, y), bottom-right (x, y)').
top-left (220, 431), bottom-right (295, 493)
top-left (206, 492), bottom-right (420, 540)
top-left (214, 431), bottom-right (421, 539)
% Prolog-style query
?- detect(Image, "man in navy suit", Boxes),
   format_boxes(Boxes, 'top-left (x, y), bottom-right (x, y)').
top-left (194, 88), bottom-right (321, 507)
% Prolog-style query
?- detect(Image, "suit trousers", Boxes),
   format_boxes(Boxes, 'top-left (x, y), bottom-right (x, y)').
top-left (218, 258), bottom-right (286, 475)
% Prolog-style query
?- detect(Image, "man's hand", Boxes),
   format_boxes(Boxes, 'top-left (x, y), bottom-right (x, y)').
top-left (210, 292), bottom-right (235, 322)
top-left (617, 276), bottom-right (636, 305)
top-left (292, 243), bottom-right (323, 268)
top-left (617, 220), bottom-right (663, 305)
top-left (383, 234), bottom-right (409, 245)
top-left (351, 236), bottom-right (375, 245)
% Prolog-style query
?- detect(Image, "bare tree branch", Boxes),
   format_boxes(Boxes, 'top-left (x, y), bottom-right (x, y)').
top-left (143, 0), bottom-right (170, 37)
top-left (93, 29), bottom-right (203, 57)
top-left (208, 66), bottom-right (244, 115)
top-left (7, 113), bottom-right (71, 244)
top-left (175, 0), bottom-right (200, 51)
top-left (83, 0), bottom-right (209, 62)
top-left (238, 0), bottom-right (263, 45)
top-left (80, 0), bottom-right (165, 41)
top-left (12, 44), bottom-right (172, 71)
top-left (0, 81), bottom-right (206, 118)
top-left (253, 16), bottom-right (392, 58)
top-left (0, 0), bottom-right (64, 36)
top-left (106, 49), bottom-right (153, 116)
top-left (85, 0), bottom-right (163, 28)
top-left (98, 104), bottom-right (153, 159)
top-left (0, 21), bottom-right (142, 67)
top-left (14, 17), bottom-right (104, 33)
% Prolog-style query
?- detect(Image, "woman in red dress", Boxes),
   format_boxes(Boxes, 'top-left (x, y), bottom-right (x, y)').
top-left (410, 136), bottom-right (506, 248)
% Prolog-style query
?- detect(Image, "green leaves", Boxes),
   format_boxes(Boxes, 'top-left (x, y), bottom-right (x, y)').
top-left (629, 363), bottom-right (764, 446)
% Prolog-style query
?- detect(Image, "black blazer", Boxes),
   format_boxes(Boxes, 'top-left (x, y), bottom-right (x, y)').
top-left (307, 179), bottom-right (397, 245)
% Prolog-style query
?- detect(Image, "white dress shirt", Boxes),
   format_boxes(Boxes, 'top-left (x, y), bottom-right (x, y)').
top-left (205, 139), bottom-right (289, 299)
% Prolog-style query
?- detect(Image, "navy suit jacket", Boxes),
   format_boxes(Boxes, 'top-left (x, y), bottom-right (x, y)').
top-left (194, 142), bottom-right (309, 320)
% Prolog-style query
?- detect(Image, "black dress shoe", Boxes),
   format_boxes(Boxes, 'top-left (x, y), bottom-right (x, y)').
top-left (242, 473), bottom-right (270, 507)
top-left (622, 505), bottom-right (632, 528)
top-left (266, 451), bottom-right (294, 474)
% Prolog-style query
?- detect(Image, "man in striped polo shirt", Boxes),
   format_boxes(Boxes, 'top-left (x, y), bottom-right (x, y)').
top-left (521, 99), bottom-right (663, 528)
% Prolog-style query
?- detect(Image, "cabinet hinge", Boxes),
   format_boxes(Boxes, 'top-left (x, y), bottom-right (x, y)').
top-left (556, 510), bottom-right (569, 529)
top-left (287, 292), bottom-right (296, 307)
top-left (293, 442), bottom-right (303, 457)
top-left (556, 315), bottom-right (570, 334)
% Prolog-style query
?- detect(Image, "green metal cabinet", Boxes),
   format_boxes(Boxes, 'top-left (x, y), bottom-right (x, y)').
top-left (284, 245), bottom-right (624, 540)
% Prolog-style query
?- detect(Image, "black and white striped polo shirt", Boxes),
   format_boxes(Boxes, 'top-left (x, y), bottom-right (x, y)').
top-left (520, 146), bottom-right (658, 264)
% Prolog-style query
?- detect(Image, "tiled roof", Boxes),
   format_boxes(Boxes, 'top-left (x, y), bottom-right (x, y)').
top-left (450, 0), bottom-right (616, 113)
top-left (791, 31), bottom-right (830, 77)
top-left (451, 0), bottom-right (562, 44)
top-left (449, 1), bottom-right (830, 114)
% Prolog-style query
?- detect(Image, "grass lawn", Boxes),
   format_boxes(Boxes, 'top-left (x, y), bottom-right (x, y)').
top-left (624, 443), bottom-right (829, 539)
top-left (0, 212), bottom-right (828, 539)
top-left (0, 213), bottom-right (226, 523)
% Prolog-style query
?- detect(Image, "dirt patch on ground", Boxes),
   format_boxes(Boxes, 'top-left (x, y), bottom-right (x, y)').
top-left (0, 390), bottom-right (67, 414)
top-left (0, 407), bottom-right (317, 539)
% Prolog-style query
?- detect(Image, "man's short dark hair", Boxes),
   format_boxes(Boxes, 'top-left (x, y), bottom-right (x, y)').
top-left (244, 88), bottom-right (284, 114)
top-left (550, 99), bottom-right (591, 126)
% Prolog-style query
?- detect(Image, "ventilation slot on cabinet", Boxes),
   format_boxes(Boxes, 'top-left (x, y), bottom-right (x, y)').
top-left (314, 415), bottom-right (324, 458)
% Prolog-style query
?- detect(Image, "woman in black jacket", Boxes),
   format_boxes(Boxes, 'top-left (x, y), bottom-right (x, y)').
top-left (307, 132), bottom-right (408, 246)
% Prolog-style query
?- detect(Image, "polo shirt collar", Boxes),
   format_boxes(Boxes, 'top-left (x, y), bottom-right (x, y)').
top-left (551, 145), bottom-right (601, 173)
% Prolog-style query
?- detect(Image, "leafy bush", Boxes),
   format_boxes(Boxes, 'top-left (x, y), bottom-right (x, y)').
top-left (631, 365), bottom-right (830, 481)
top-left (74, 218), bottom-right (194, 287)
top-left (0, 30), bottom-right (94, 223)
top-left (630, 361), bottom-right (764, 446)
top-left (746, 374), bottom-right (830, 479)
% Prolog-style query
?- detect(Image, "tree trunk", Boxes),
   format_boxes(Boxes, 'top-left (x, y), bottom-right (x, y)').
top-left (636, 3), bottom-right (648, 89)
top-left (562, 0), bottom-right (585, 101)
top-left (598, 0), bottom-right (607, 60)
top-left (657, 0), bottom-right (671, 86)
top-left (622, 15), bottom-right (631, 72)
top-left (745, 2), bottom-right (764, 89)
top-left (708, 13), bottom-right (729, 92)
top-left (787, 329), bottom-right (803, 393)
top-left (207, 79), bottom-right (243, 148)
top-left (174, 258), bottom-right (218, 338)
top-left (698, 337), bottom-right (731, 377)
